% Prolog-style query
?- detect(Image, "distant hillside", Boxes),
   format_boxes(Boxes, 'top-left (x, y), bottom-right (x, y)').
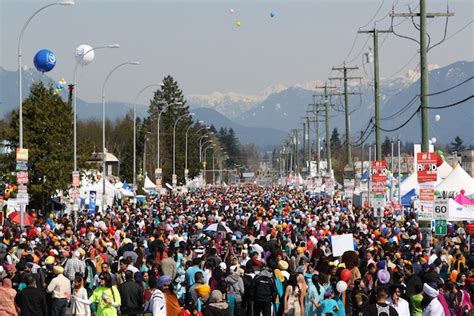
top-left (193, 107), bottom-right (287, 149)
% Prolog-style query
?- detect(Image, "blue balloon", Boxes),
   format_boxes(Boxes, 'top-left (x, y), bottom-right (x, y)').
top-left (270, 12), bottom-right (276, 18)
top-left (33, 49), bottom-right (56, 73)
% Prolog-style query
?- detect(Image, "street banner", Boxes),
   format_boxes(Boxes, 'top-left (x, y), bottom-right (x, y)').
top-left (417, 152), bottom-right (441, 183)
top-left (72, 171), bottom-right (80, 187)
top-left (88, 191), bottom-right (96, 215)
top-left (371, 160), bottom-right (387, 193)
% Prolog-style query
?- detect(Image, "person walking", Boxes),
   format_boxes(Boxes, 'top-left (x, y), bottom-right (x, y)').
top-left (89, 272), bottom-right (121, 316)
top-left (118, 270), bottom-right (144, 315)
top-left (253, 267), bottom-right (276, 316)
top-left (70, 275), bottom-right (90, 316)
top-left (46, 266), bottom-right (71, 316)
top-left (15, 275), bottom-right (48, 316)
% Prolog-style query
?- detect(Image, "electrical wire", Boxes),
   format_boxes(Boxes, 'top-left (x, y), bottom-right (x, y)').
top-left (359, 0), bottom-right (387, 29)
top-left (445, 20), bottom-right (474, 42)
top-left (377, 105), bottom-right (421, 132)
top-left (426, 95), bottom-right (474, 109)
top-left (380, 94), bottom-right (418, 120)
top-left (424, 76), bottom-right (473, 96)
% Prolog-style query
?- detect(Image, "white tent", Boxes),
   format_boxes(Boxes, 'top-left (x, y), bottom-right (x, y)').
top-left (437, 161), bottom-right (453, 181)
top-left (399, 161), bottom-right (453, 196)
top-left (436, 165), bottom-right (474, 195)
top-left (144, 176), bottom-right (155, 190)
top-left (448, 198), bottom-right (474, 221)
top-left (400, 173), bottom-right (418, 197)
top-left (78, 172), bottom-right (117, 210)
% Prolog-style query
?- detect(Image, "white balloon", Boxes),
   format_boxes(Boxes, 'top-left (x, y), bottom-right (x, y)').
top-left (431, 137), bottom-right (437, 144)
top-left (336, 280), bottom-right (348, 293)
top-left (75, 44), bottom-right (95, 66)
top-left (435, 114), bottom-right (441, 122)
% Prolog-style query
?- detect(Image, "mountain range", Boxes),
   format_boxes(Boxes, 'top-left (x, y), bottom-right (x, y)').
top-left (1, 60), bottom-right (473, 149)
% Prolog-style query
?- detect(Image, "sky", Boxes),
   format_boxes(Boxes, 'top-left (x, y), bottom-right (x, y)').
top-left (1, 0), bottom-right (473, 105)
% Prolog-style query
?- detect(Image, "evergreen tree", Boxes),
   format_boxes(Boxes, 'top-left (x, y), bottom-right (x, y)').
top-left (147, 75), bottom-right (194, 183)
top-left (382, 136), bottom-right (391, 157)
top-left (330, 128), bottom-right (342, 154)
top-left (1, 82), bottom-right (73, 210)
top-left (449, 136), bottom-right (465, 152)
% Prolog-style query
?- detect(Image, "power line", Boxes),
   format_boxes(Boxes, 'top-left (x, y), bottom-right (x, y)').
top-left (445, 20), bottom-right (474, 42)
top-left (424, 76), bottom-right (473, 96)
top-left (381, 94), bottom-right (418, 120)
top-left (377, 106), bottom-right (420, 132)
top-left (359, 0), bottom-right (387, 29)
top-left (426, 95), bottom-right (473, 109)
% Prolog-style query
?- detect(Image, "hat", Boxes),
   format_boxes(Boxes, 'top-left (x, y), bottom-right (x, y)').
top-left (45, 256), bottom-right (55, 265)
top-left (195, 284), bottom-right (211, 297)
top-left (324, 288), bottom-right (334, 298)
top-left (209, 290), bottom-right (223, 303)
top-left (377, 269), bottom-right (390, 284)
top-left (278, 260), bottom-right (289, 271)
top-left (156, 275), bottom-right (172, 288)
top-left (423, 283), bottom-right (439, 298)
top-left (54, 266), bottom-right (64, 274)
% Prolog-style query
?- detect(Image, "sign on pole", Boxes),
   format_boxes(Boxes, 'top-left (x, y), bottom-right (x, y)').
top-left (417, 152), bottom-right (440, 183)
top-left (433, 198), bottom-right (449, 220)
top-left (371, 160), bottom-right (387, 194)
top-left (72, 171), bottom-right (80, 187)
top-left (434, 219), bottom-right (447, 236)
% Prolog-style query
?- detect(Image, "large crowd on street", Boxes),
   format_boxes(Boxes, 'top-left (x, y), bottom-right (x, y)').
top-left (0, 184), bottom-right (473, 316)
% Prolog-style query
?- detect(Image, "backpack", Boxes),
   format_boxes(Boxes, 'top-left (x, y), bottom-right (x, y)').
top-left (254, 274), bottom-right (274, 302)
top-left (375, 303), bottom-right (390, 316)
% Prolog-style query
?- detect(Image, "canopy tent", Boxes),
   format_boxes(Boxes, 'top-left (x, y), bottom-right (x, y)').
top-left (399, 161), bottom-right (452, 197)
top-left (401, 189), bottom-right (417, 207)
top-left (77, 172), bottom-right (117, 210)
top-left (453, 192), bottom-right (474, 206)
top-left (436, 165), bottom-right (474, 196)
top-left (437, 161), bottom-right (453, 181)
top-left (400, 173), bottom-right (418, 197)
top-left (448, 198), bottom-right (474, 221)
top-left (361, 171), bottom-right (370, 181)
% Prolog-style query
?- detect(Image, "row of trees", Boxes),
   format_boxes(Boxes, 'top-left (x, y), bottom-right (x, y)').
top-left (0, 76), bottom-right (247, 209)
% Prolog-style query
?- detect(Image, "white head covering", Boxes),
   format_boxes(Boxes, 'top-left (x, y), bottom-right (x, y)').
top-left (423, 283), bottom-right (439, 298)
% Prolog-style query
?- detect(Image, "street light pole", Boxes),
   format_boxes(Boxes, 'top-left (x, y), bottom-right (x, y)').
top-left (185, 120), bottom-right (204, 181)
top-left (72, 44), bottom-right (119, 173)
top-left (173, 113), bottom-right (194, 187)
top-left (133, 84), bottom-right (161, 194)
top-left (101, 61), bottom-right (139, 213)
top-left (71, 43), bottom-right (119, 228)
top-left (17, 0), bottom-right (74, 230)
top-left (18, 0), bottom-right (74, 149)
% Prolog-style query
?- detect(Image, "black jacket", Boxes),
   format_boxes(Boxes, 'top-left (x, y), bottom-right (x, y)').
top-left (253, 270), bottom-right (276, 303)
top-left (118, 280), bottom-right (144, 313)
top-left (15, 286), bottom-right (48, 316)
top-left (203, 302), bottom-right (231, 316)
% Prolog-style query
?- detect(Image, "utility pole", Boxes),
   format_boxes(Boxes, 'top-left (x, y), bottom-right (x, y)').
top-left (358, 28), bottom-right (391, 160)
top-left (301, 121), bottom-right (306, 171)
top-left (315, 83), bottom-right (337, 176)
top-left (307, 115), bottom-right (311, 170)
top-left (307, 104), bottom-right (324, 176)
top-left (329, 65), bottom-right (362, 167)
top-left (391, 0), bottom-right (453, 151)
top-left (294, 129), bottom-right (299, 174)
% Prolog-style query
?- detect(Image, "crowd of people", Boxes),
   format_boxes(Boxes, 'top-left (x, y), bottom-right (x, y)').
top-left (0, 184), bottom-right (473, 316)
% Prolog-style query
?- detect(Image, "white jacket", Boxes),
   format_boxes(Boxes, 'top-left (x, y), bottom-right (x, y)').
top-left (422, 298), bottom-right (445, 316)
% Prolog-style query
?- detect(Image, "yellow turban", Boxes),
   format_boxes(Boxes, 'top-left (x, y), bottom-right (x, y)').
top-left (195, 284), bottom-right (211, 297)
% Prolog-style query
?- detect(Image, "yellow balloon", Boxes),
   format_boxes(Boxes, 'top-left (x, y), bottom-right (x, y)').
top-left (236, 21), bottom-right (241, 27)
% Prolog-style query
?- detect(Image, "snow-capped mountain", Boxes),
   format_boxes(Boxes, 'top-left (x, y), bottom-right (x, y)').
top-left (187, 83), bottom-right (289, 119)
